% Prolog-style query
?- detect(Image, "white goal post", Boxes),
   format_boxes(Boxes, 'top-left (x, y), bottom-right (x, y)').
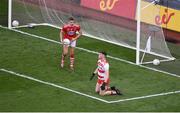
top-left (8, 0), bottom-right (12, 29)
top-left (8, 0), bottom-right (175, 65)
top-left (136, 0), bottom-right (141, 65)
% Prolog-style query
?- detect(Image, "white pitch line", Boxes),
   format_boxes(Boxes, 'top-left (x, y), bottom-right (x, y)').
top-left (0, 68), bottom-right (109, 103)
top-left (1, 68), bottom-right (180, 104)
top-left (109, 90), bottom-right (180, 103)
top-left (0, 25), bottom-right (135, 64)
top-left (0, 25), bottom-right (180, 78)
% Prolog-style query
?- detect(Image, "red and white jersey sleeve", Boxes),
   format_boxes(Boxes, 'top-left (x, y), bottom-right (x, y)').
top-left (97, 60), bottom-right (109, 80)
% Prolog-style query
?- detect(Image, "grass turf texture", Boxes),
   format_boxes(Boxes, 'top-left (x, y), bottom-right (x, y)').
top-left (0, 26), bottom-right (180, 111)
top-left (19, 25), bottom-right (180, 75)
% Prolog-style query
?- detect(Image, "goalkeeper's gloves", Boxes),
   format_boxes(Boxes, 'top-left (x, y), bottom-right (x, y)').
top-left (90, 73), bottom-right (96, 81)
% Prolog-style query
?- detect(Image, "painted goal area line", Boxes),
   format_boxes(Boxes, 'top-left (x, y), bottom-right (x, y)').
top-left (1, 68), bottom-right (180, 104)
top-left (0, 25), bottom-right (179, 78)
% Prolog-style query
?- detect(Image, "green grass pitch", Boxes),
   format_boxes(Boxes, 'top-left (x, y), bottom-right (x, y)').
top-left (0, 26), bottom-right (180, 112)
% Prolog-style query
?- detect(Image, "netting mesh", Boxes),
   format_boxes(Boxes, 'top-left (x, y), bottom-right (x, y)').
top-left (11, 0), bottom-right (174, 63)
top-left (140, 0), bottom-right (174, 63)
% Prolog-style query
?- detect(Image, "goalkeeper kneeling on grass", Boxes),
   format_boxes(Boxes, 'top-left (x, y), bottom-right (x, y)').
top-left (90, 51), bottom-right (122, 96)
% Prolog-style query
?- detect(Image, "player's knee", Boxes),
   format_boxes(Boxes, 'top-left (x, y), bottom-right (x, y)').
top-left (99, 91), bottom-right (105, 96)
top-left (99, 93), bottom-right (105, 96)
top-left (70, 54), bottom-right (74, 58)
top-left (95, 89), bottom-right (99, 93)
top-left (63, 53), bottom-right (68, 56)
top-left (95, 88), bottom-right (100, 93)
top-left (63, 50), bottom-right (68, 55)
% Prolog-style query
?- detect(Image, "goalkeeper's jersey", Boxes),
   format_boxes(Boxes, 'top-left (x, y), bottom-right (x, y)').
top-left (97, 59), bottom-right (109, 80)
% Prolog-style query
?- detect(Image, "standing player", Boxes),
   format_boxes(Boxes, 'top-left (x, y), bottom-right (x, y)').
top-left (60, 17), bottom-right (82, 70)
top-left (91, 52), bottom-right (122, 96)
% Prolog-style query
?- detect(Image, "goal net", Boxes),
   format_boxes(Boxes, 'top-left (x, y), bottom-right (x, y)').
top-left (9, 0), bottom-right (175, 64)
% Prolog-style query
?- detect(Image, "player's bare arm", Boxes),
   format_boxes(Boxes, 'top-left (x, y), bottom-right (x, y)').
top-left (60, 30), bottom-right (64, 43)
top-left (72, 29), bottom-right (82, 41)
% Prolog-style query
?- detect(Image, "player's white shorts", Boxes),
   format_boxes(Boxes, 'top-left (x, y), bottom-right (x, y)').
top-left (63, 39), bottom-right (76, 47)
top-left (69, 40), bottom-right (76, 47)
